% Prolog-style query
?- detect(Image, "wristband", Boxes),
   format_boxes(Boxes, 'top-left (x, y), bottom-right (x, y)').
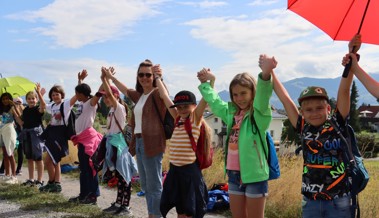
top-left (95, 92), bottom-right (103, 97)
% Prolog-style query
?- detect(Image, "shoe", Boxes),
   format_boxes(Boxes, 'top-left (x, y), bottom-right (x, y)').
top-left (103, 202), bottom-right (120, 213)
top-left (39, 182), bottom-right (55, 192)
top-left (34, 181), bottom-right (44, 189)
top-left (0, 171), bottom-right (4, 176)
top-left (113, 205), bottom-right (132, 216)
top-left (16, 170), bottom-right (22, 176)
top-left (69, 195), bottom-right (84, 203)
top-left (22, 179), bottom-right (35, 186)
top-left (0, 176), bottom-right (10, 183)
top-left (137, 191), bottom-right (145, 197)
top-left (80, 195), bottom-right (97, 205)
top-left (5, 176), bottom-right (18, 185)
top-left (50, 183), bottom-right (62, 193)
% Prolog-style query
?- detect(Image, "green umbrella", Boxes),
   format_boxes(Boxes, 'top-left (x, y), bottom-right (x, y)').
top-left (0, 76), bottom-right (35, 98)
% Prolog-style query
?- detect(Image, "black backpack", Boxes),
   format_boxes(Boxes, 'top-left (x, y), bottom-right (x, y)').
top-left (54, 102), bottom-right (76, 140)
top-left (152, 96), bottom-right (174, 139)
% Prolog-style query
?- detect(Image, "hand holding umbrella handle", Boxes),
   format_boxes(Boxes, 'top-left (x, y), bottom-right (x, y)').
top-left (342, 46), bottom-right (360, 78)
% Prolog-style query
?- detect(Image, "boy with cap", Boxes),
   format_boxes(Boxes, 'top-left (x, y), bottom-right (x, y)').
top-left (261, 52), bottom-right (355, 217)
top-left (154, 66), bottom-right (213, 218)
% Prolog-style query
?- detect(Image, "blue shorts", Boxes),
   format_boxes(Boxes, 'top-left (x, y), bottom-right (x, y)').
top-left (227, 170), bottom-right (268, 198)
top-left (302, 195), bottom-right (352, 218)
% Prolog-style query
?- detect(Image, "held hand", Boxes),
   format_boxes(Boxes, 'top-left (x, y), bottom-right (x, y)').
top-left (259, 54), bottom-right (277, 75)
top-left (152, 64), bottom-right (162, 77)
top-left (78, 69), bottom-right (88, 81)
top-left (348, 34), bottom-right (362, 53)
top-left (109, 67), bottom-right (116, 76)
top-left (101, 67), bottom-right (108, 80)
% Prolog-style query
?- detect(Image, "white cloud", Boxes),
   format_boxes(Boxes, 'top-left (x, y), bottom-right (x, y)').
top-left (6, 0), bottom-right (165, 48)
top-left (248, 0), bottom-right (279, 7)
top-left (180, 1), bottom-right (227, 9)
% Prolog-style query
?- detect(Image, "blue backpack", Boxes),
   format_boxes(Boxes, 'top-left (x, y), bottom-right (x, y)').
top-left (251, 116), bottom-right (280, 180)
top-left (329, 118), bottom-right (369, 218)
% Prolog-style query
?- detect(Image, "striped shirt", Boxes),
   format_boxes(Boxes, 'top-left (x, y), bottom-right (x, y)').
top-left (169, 112), bottom-right (201, 166)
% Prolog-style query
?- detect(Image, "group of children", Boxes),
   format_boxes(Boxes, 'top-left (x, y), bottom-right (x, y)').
top-left (0, 33), bottom-right (375, 218)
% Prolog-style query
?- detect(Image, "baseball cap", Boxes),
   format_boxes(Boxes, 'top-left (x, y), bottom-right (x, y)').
top-left (99, 85), bottom-right (120, 97)
top-left (170, 90), bottom-right (197, 108)
top-left (13, 97), bottom-right (23, 104)
top-left (298, 86), bottom-right (329, 105)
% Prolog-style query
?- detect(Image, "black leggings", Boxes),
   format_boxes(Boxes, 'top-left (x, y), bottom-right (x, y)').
top-left (115, 171), bottom-right (131, 207)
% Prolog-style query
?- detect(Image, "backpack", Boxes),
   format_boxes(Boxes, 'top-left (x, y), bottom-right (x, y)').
top-left (54, 102), bottom-right (76, 140)
top-left (176, 116), bottom-right (213, 170)
top-left (251, 116), bottom-right (281, 180)
top-left (152, 96), bottom-right (174, 139)
top-left (328, 118), bottom-right (369, 218)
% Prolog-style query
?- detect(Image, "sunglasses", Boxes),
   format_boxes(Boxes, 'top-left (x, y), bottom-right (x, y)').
top-left (138, 73), bottom-right (152, 78)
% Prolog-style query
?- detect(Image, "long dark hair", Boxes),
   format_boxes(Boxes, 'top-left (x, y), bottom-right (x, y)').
top-left (0, 92), bottom-right (13, 114)
top-left (135, 59), bottom-right (157, 93)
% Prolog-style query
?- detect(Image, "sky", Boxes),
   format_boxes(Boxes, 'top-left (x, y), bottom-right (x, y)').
top-left (1, 0), bottom-right (379, 101)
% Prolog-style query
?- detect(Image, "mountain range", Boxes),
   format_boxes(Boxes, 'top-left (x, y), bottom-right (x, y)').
top-left (218, 73), bottom-right (379, 110)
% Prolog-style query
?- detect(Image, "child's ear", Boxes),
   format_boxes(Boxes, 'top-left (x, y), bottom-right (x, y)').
top-left (327, 104), bottom-right (331, 113)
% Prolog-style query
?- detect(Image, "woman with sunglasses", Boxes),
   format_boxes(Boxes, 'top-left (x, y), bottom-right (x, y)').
top-left (103, 59), bottom-right (169, 218)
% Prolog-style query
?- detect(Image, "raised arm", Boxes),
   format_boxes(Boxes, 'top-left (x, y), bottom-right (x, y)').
top-left (35, 83), bottom-right (46, 113)
top-left (153, 65), bottom-right (177, 119)
top-left (259, 54), bottom-right (299, 127)
top-left (196, 68), bottom-right (215, 119)
top-left (104, 67), bottom-right (129, 97)
top-left (78, 69), bottom-right (88, 85)
top-left (101, 67), bottom-right (118, 109)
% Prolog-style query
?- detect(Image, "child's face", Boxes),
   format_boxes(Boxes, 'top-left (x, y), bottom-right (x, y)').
top-left (51, 91), bottom-right (62, 104)
top-left (1, 96), bottom-right (11, 106)
top-left (300, 99), bottom-right (331, 127)
top-left (26, 94), bottom-right (37, 107)
top-left (75, 92), bottom-right (86, 102)
top-left (177, 104), bottom-right (196, 118)
top-left (231, 84), bottom-right (253, 111)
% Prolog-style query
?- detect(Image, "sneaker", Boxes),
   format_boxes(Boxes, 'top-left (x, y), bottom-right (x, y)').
top-left (69, 195), bottom-right (84, 203)
top-left (113, 205), bottom-right (132, 216)
top-left (80, 196), bottom-right (97, 205)
top-left (39, 182), bottom-right (54, 192)
top-left (0, 171), bottom-right (4, 176)
top-left (16, 170), bottom-right (22, 176)
top-left (103, 202), bottom-right (120, 213)
top-left (22, 179), bottom-right (35, 186)
top-left (5, 176), bottom-right (18, 185)
top-left (0, 176), bottom-right (11, 183)
top-left (50, 183), bottom-right (62, 193)
top-left (34, 181), bottom-right (44, 189)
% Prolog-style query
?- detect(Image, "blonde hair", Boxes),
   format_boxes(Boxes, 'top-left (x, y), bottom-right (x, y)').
top-left (26, 91), bottom-right (37, 99)
top-left (201, 118), bottom-right (213, 157)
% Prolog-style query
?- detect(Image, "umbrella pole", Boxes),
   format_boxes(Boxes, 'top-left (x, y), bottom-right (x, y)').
top-left (342, 0), bottom-right (371, 78)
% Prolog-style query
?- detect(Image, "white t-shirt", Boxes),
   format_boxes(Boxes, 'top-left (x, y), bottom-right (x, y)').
top-left (107, 102), bottom-right (127, 135)
top-left (75, 99), bottom-right (97, 134)
top-left (46, 100), bottom-right (72, 126)
top-left (133, 90), bottom-right (153, 134)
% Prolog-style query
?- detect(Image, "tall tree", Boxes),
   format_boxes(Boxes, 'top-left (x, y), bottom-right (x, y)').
top-left (350, 81), bottom-right (361, 132)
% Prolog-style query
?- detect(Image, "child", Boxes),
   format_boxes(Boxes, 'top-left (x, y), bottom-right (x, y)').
top-left (267, 51), bottom-right (354, 217)
top-left (68, 70), bottom-right (103, 204)
top-left (19, 83), bottom-right (46, 188)
top-left (0, 92), bottom-right (21, 184)
top-left (155, 66), bottom-right (212, 218)
top-left (39, 84), bottom-right (77, 192)
top-left (198, 66), bottom-right (273, 218)
top-left (100, 67), bottom-right (137, 216)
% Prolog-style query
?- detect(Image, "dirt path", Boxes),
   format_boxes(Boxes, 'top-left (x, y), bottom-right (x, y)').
top-left (12, 167), bottom-right (226, 218)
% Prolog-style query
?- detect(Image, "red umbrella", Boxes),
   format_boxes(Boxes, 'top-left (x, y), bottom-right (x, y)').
top-left (288, 0), bottom-right (377, 76)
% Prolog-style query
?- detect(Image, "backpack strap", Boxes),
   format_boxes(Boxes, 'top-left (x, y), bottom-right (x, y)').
top-left (112, 107), bottom-right (126, 135)
top-left (182, 116), bottom-right (197, 152)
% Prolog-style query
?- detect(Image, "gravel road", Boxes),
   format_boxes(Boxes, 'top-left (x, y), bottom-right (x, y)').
top-left (0, 167), bottom-right (227, 218)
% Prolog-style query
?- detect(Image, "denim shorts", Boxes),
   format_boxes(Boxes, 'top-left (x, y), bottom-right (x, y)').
top-left (302, 195), bottom-right (352, 218)
top-left (227, 170), bottom-right (268, 198)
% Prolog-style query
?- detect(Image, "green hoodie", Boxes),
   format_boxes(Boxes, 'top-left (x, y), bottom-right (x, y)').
top-left (198, 73), bottom-right (273, 183)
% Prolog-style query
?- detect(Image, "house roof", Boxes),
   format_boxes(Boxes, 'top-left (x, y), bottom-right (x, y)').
top-left (358, 105), bottom-right (379, 118)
